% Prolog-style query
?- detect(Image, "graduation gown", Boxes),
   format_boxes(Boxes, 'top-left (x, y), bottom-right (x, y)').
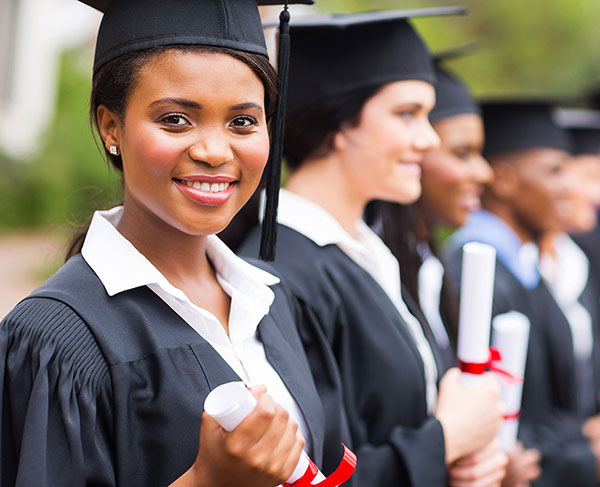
top-left (0, 254), bottom-right (327, 487)
top-left (445, 249), bottom-right (599, 487)
top-left (240, 224), bottom-right (447, 487)
top-left (574, 226), bottom-right (600, 283)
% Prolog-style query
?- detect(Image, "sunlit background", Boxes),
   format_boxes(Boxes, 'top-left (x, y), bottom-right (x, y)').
top-left (1, 0), bottom-right (600, 316)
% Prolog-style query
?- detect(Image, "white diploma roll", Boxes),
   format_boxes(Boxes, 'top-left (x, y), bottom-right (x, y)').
top-left (457, 242), bottom-right (497, 387)
top-left (204, 382), bottom-right (326, 485)
top-left (492, 311), bottom-right (530, 452)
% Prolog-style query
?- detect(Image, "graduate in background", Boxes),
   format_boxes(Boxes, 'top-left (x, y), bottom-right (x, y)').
top-left (0, 1), bottom-right (355, 486)
top-left (556, 108), bottom-right (600, 280)
top-left (446, 100), bottom-right (600, 487)
top-left (237, 10), bottom-right (507, 487)
top-left (540, 108), bottom-right (600, 465)
top-left (372, 59), bottom-right (543, 487)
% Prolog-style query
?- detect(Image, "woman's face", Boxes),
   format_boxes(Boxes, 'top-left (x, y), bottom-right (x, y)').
top-left (418, 114), bottom-right (493, 228)
top-left (508, 148), bottom-right (572, 234)
top-left (337, 80), bottom-right (440, 205)
top-left (559, 155), bottom-right (600, 233)
top-left (109, 50), bottom-right (269, 236)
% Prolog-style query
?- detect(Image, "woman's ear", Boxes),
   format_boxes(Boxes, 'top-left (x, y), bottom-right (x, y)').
top-left (96, 105), bottom-right (122, 152)
top-left (332, 129), bottom-right (348, 153)
top-left (488, 160), bottom-right (519, 201)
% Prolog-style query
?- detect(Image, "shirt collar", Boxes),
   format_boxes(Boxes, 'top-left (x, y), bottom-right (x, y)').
top-left (81, 206), bottom-right (279, 298)
top-left (447, 210), bottom-right (540, 289)
top-left (277, 188), bottom-right (365, 248)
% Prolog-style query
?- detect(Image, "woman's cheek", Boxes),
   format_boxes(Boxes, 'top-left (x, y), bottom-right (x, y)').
top-left (129, 125), bottom-right (184, 176)
top-left (237, 134), bottom-right (270, 180)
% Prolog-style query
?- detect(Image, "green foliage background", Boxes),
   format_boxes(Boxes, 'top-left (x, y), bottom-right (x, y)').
top-left (0, 50), bottom-right (121, 234)
top-left (1, 0), bottom-right (599, 232)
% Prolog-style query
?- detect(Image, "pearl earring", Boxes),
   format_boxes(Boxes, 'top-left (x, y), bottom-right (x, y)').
top-left (109, 145), bottom-right (119, 156)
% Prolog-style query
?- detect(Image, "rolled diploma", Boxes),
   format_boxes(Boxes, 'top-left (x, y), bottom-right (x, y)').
top-left (492, 311), bottom-right (530, 452)
top-left (204, 382), bottom-right (326, 484)
top-left (457, 242), bottom-right (497, 387)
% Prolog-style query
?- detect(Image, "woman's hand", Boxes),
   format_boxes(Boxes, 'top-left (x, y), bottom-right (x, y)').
top-left (171, 385), bottom-right (305, 487)
top-left (448, 439), bottom-right (508, 487)
top-left (500, 442), bottom-right (541, 487)
top-left (435, 368), bottom-right (505, 463)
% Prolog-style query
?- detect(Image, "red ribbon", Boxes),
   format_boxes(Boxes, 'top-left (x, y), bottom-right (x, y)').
top-left (458, 347), bottom-right (524, 384)
top-left (503, 410), bottom-right (521, 421)
top-left (283, 443), bottom-right (357, 487)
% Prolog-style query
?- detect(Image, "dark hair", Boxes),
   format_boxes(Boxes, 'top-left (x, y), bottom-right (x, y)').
top-left (284, 86), bottom-right (382, 169)
top-left (220, 85), bottom-right (383, 252)
top-left (367, 201), bottom-right (459, 349)
top-left (66, 45), bottom-right (278, 259)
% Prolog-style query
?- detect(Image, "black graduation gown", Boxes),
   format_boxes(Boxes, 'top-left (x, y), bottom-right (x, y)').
top-left (240, 225), bottom-right (447, 487)
top-left (574, 226), bottom-right (600, 284)
top-left (0, 254), bottom-right (327, 487)
top-left (445, 249), bottom-right (599, 487)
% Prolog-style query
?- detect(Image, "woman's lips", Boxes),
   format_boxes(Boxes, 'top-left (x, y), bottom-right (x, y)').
top-left (173, 178), bottom-right (236, 206)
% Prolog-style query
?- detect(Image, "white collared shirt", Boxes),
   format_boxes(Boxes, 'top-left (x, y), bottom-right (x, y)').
top-left (81, 206), bottom-right (310, 451)
top-left (539, 233), bottom-right (594, 360)
top-left (277, 190), bottom-right (439, 414)
top-left (418, 254), bottom-right (451, 350)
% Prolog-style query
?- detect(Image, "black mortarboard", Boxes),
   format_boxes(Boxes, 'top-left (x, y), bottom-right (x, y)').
top-left (284, 7), bottom-right (466, 112)
top-left (80, 0), bottom-right (312, 73)
top-left (554, 108), bottom-right (600, 156)
top-left (480, 99), bottom-right (573, 157)
top-left (430, 45), bottom-right (479, 123)
top-left (79, 0), bottom-right (314, 261)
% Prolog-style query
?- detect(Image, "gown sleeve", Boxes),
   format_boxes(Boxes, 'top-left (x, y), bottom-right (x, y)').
top-left (1, 297), bottom-right (115, 487)
top-left (291, 290), bottom-right (446, 487)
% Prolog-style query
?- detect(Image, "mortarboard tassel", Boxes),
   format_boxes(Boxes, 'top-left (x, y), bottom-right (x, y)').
top-left (259, 3), bottom-right (291, 261)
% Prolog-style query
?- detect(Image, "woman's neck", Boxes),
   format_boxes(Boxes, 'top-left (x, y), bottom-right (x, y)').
top-left (285, 156), bottom-right (368, 238)
top-left (117, 198), bottom-right (213, 286)
top-left (483, 198), bottom-right (536, 244)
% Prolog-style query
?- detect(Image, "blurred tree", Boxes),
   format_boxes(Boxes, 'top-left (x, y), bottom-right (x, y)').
top-left (0, 48), bottom-right (121, 233)
top-left (316, 0), bottom-right (600, 96)
top-left (2, 1), bottom-right (600, 233)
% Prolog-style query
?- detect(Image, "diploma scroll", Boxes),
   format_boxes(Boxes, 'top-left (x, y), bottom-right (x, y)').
top-left (205, 382), bottom-right (356, 487)
top-left (457, 242), bottom-right (497, 387)
top-left (492, 312), bottom-right (530, 452)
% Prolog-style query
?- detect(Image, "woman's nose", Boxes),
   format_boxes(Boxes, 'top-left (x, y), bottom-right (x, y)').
top-left (188, 130), bottom-right (234, 167)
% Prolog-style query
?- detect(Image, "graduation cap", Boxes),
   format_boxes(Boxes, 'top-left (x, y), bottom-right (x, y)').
top-left (81, 0), bottom-right (312, 72)
top-left (79, 0), bottom-right (314, 261)
top-left (429, 44), bottom-right (479, 123)
top-left (284, 7), bottom-right (467, 113)
top-left (554, 108), bottom-right (600, 156)
top-left (480, 99), bottom-right (573, 158)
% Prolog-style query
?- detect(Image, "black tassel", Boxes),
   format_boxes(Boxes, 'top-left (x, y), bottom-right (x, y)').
top-left (259, 4), bottom-right (291, 261)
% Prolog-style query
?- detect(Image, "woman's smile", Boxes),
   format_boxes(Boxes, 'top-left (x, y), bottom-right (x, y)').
top-left (174, 177), bottom-right (237, 206)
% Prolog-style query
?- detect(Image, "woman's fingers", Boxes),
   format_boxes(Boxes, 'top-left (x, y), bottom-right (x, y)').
top-left (449, 441), bottom-right (508, 487)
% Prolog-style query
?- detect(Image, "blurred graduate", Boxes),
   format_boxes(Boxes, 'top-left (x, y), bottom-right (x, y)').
top-left (447, 99), bottom-right (600, 486)
top-left (370, 54), bottom-right (543, 487)
top-left (235, 9), bottom-right (508, 486)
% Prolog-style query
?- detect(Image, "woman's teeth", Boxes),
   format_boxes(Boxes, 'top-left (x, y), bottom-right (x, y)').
top-left (180, 180), bottom-right (230, 193)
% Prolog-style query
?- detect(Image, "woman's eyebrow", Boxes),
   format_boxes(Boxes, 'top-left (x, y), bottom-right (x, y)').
top-left (229, 102), bottom-right (263, 112)
top-left (393, 103), bottom-right (422, 111)
top-left (148, 98), bottom-right (202, 109)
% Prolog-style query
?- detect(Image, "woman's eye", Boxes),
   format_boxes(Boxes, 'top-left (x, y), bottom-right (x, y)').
top-left (159, 114), bottom-right (190, 126)
top-left (396, 110), bottom-right (418, 120)
top-left (230, 116), bottom-right (258, 129)
top-left (453, 149), bottom-right (471, 161)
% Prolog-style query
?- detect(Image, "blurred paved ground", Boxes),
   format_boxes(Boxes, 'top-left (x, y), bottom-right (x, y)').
top-left (0, 231), bottom-right (66, 318)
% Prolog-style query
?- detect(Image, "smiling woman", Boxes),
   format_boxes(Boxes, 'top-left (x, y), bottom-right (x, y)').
top-left (237, 8), bottom-right (508, 487)
top-left (0, 1), bottom-right (363, 487)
